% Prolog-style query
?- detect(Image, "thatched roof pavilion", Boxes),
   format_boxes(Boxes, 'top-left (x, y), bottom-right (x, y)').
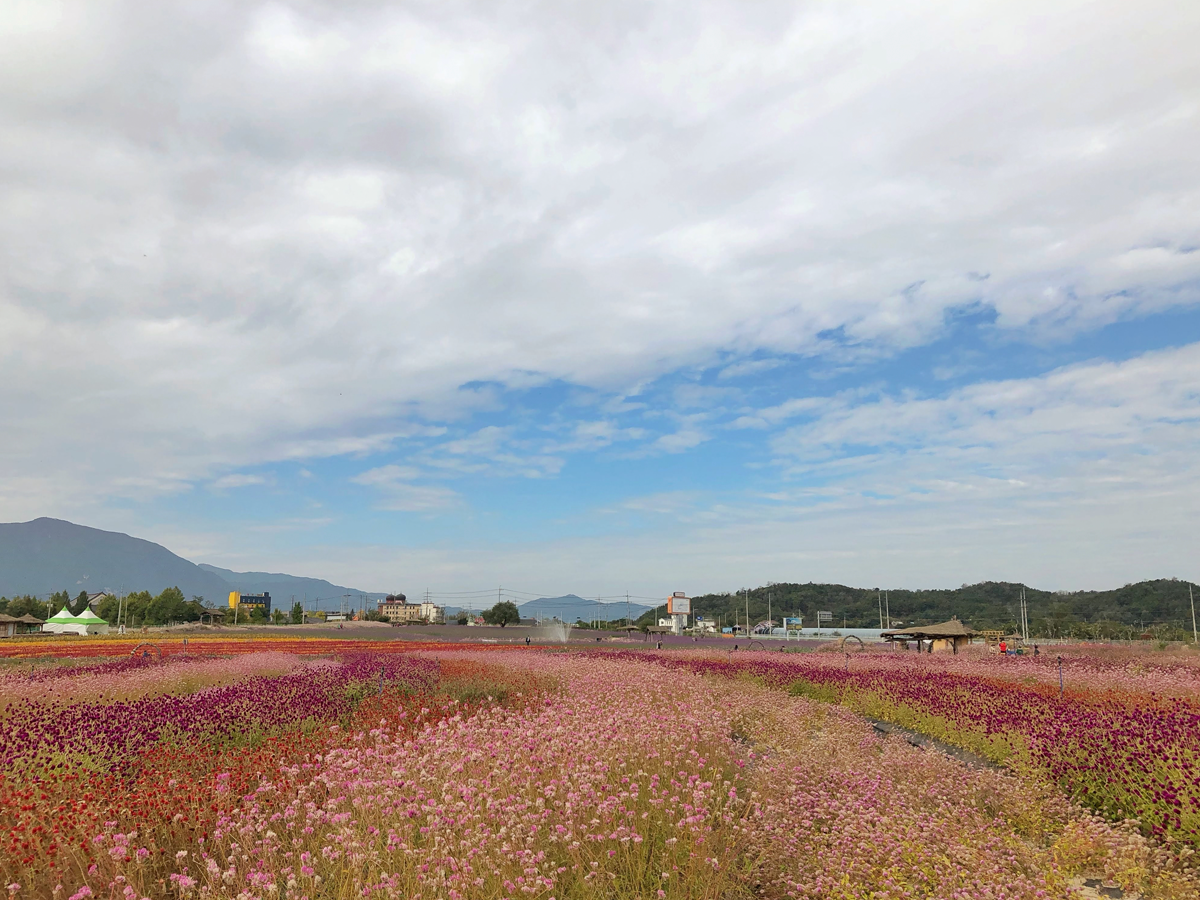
top-left (881, 617), bottom-right (976, 653)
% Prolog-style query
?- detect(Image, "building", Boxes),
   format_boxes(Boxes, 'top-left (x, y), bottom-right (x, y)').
top-left (881, 617), bottom-right (976, 654)
top-left (379, 595), bottom-right (422, 623)
top-left (228, 591), bottom-right (271, 619)
top-left (378, 594), bottom-right (445, 624)
top-left (87, 591), bottom-right (114, 611)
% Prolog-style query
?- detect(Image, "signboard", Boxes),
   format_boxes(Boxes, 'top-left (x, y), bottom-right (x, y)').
top-left (783, 616), bottom-right (803, 628)
top-left (816, 610), bottom-right (833, 626)
top-left (667, 594), bottom-right (691, 615)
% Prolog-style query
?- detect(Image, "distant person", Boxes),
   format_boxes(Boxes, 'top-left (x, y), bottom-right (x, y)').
top-left (1034, 644), bottom-right (1040, 657)
top-left (525, 636), bottom-right (530, 645)
top-left (999, 640), bottom-right (1007, 654)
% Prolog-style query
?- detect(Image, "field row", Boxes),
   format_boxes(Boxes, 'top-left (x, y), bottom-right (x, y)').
top-left (1, 643), bottom-right (1197, 900)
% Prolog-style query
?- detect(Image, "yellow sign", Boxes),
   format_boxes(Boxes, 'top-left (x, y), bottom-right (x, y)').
top-left (228, 591), bottom-right (241, 609)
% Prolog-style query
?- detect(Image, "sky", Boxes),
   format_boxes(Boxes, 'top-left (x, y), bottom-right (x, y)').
top-left (2, 0), bottom-right (1199, 599)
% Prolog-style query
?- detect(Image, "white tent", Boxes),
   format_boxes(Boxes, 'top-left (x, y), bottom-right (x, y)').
top-left (42, 606), bottom-right (110, 636)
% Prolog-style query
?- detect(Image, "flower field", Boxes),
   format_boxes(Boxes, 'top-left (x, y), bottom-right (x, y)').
top-left (588, 647), bottom-right (1200, 850)
top-left (1, 640), bottom-right (1197, 899)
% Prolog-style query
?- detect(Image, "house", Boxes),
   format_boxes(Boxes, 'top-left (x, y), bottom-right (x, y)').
top-left (0, 614), bottom-right (18, 638)
top-left (881, 617), bottom-right (976, 654)
top-left (87, 591), bottom-right (115, 611)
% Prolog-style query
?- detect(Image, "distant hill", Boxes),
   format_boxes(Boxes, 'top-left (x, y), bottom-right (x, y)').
top-left (638, 579), bottom-right (1200, 637)
top-left (5, 518), bottom-right (1194, 635)
top-left (0, 518), bottom-right (381, 611)
top-left (444, 594), bottom-right (652, 622)
top-left (198, 564), bottom-right (387, 609)
top-left (0, 518), bottom-right (231, 601)
top-left (516, 594), bottom-right (652, 623)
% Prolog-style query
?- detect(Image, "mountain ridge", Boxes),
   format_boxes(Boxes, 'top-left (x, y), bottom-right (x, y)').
top-left (198, 563), bottom-right (388, 608)
top-left (0, 517), bottom-right (232, 601)
top-left (0, 518), bottom-right (381, 609)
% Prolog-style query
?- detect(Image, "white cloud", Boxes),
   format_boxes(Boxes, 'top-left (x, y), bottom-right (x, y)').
top-left (651, 426), bottom-right (710, 454)
top-left (0, 0), bottom-right (1198, 539)
top-left (604, 491), bottom-right (700, 516)
top-left (672, 383), bottom-right (738, 410)
top-left (208, 473), bottom-right (269, 491)
top-left (717, 359), bottom-right (784, 380)
top-left (732, 397), bottom-right (826, 429)
top-left (756, 343), bottom-right (1200, 545)
top-left (412, 426), bottom-right (565, 478)
top-left (546, 420), bottom-right (647, 453)
top-left (350, 465), bottom-right (461, 511)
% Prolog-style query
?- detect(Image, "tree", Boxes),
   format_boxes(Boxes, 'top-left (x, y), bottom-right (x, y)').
top-left (4, 595), bottom-right (49, 619)
top-left (71, 590), bottom-right (91, 615)
top-left (147, 587), bottom-right (189, 625)
top-left (272, 609), bottom-right (286, 625)
top-left (482, 600), bottom-right (520, 627)
top-left (290, 602), bottom-right (304, 624)
top-left (48, 590), bottom-right (71, 616)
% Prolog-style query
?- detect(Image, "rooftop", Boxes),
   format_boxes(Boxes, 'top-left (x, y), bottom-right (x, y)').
top-left (882, 617), bottom-right (976, 638)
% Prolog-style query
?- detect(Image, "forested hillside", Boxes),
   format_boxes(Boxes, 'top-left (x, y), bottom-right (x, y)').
top-left (635, 579), bottom-right (1199, 639)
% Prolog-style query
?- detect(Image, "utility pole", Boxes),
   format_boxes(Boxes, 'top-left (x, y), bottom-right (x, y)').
top-left (878, 590), bottom-right (883, 630)
top-left (768, 592), bottom-right (772, 632)
top-left (1191, 584), bottom-right (1197, 645)
top-left (745, 589), bottom-right (749, 637)
top-left (885, 591), bottom-right (890, 630)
